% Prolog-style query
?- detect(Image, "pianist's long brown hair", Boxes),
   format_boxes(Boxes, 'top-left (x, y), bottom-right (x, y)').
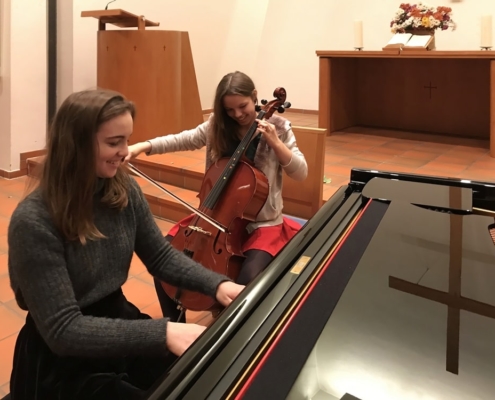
top-left (27, 89), bottom-right (135, 244)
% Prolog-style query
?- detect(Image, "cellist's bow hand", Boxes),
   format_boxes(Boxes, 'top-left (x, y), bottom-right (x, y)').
top-left (124, 141), bottom-right (152, 163)
top-left (215, 281), bottom-right (245, 307)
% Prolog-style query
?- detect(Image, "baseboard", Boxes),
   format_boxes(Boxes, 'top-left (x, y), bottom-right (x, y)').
top-left (283, 108), bottom-right (318, 115)
top-left (202, 108), bottom-right (318, 115)
top-left (0, 169), bottom-right (27, 179)
top-left (20, 149), bottom-right (46, 163)
top-left (0, 149), bottom-right (46, 179)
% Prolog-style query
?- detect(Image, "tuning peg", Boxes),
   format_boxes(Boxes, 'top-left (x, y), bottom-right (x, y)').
top-left (261, 99), bottom-right (268, 105)
top-left (255, 105), bottom-right (262, 112)
top-left (277, 106), bottom-right (285, 113)
top-left (284, 102), bottom-right (291, 109)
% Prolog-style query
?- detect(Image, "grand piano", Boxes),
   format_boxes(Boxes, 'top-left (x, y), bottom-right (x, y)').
top-left (145, 168), bottom-right (495, 400)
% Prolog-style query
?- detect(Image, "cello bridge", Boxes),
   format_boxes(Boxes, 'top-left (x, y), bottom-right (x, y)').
top-left (188, 225), bottom-right (212, 236)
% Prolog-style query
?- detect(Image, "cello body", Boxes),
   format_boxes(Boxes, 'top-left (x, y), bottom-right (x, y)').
top-left (158, 87), bottom-right (291, 312)
top-left (161, 158), bottom-right (269, 311)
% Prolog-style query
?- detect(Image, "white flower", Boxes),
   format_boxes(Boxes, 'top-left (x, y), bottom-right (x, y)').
top-left (429, 16), bottom-right (440, 26)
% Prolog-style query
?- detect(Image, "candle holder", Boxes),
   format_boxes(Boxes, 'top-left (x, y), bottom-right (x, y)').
top-left (481, 46), bottom-right (492, 51)
top-left (354, 47), bottom-right (364, 51)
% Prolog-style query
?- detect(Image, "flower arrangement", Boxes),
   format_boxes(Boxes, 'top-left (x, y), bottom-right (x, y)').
top-left (390, 2), bottom-right (456, 33)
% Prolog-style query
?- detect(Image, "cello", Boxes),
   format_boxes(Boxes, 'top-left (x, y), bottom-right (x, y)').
top-left (132, 88), bottom-right (291, 312)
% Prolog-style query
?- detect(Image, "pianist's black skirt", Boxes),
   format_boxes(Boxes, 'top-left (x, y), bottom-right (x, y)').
top-left (9, 289), bottom-right (177, 400)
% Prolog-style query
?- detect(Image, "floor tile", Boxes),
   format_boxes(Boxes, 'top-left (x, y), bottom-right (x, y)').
top-left (129, 253), bottom-right (147, 277)
top-left (337, 157), bottom-right (382, 170)
top-left (0, 275), bottom-right (14, 303)
top-left (0, 197), bottom-right (19, 219)
top-left (4, 299), bottom-right (27, 319)
top-left (136, 270), bottom-right (155, 286)
top-left (0, 304), bottom-right (23, 341)
top-left (0, 383), bottom-right (8, 395)
top-left (420, 160), bottom-right (468, 174)
top-left (0, 236), bottom-right (8, 254)
top-left (400, 150), bottom-right (440, 161)
top-left (356, 152), bottom-right (398, 163)
top-left (141, 301), bottom-right (164, 319)
top-left (0, 217), bottom-right (10, 237)
top-left (0, 334), bottom-right (17, 387)
top-left (122, 278), bottom-right (159, 311)
top-left (0, 253), bottom-right (8, 276)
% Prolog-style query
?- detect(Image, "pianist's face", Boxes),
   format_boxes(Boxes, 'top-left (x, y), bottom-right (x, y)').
top-left (95, 112), bottom-right (133, 178)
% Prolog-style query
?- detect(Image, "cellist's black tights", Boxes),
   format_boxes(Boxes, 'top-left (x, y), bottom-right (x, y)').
top-left (153, 235), bottom-right (273, 322)
top-left (235, 250), bottom-right (273, 285)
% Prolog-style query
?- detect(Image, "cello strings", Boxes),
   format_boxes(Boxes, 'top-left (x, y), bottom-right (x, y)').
top-left (203, 112), bottom-right (264, 209)
top-left (127, 163), bottom-right (226, 232)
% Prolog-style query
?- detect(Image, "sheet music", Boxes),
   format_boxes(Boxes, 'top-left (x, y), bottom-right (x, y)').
top-left (386, 33), bottom-right (412, 45)
top-left (405, 35), bottom-right (431, 47)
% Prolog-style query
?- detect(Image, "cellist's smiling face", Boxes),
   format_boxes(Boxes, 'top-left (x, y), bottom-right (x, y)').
top-left (223, 94), bottom-right (257, 127)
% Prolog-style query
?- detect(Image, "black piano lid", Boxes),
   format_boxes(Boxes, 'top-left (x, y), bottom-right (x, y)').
top-left (283, 182), bottom-right (495, 399)
top-left (349, 168), bottom-right (495, 211)
top-left (147, 169), bottom-right (495, 400)
top-left (146, 185), bottom-right (357, 399)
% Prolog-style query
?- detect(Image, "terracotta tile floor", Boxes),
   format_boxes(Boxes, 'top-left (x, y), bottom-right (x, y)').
top-left (0, 112), bottom-right (494, 395)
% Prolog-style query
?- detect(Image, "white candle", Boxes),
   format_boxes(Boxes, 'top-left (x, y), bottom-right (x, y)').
top-left (481, 15), bottom-right (492, 48)
top-left (354, 20), bottom-right (363, 48)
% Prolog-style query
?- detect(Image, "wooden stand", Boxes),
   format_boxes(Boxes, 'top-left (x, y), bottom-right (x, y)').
top-left (81, 9), bottom-right (203, 144)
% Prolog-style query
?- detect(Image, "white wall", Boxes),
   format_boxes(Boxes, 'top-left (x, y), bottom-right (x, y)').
top-left (70, 0), bottom-right (495, 113)
top-left (57, 0), bottom-right (74, 109)
top-left (2, 0), bottom-right (495, 171)
top-left (10, 0), bottom-right (47, 167)
top-left (0, 0), bottom-right (46, 171)
top-left (0, 0), bottom-right (12, 171)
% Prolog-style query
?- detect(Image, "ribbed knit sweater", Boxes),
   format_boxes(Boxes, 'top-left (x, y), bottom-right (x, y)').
top-left (8, 176), bottom-right (227, 358)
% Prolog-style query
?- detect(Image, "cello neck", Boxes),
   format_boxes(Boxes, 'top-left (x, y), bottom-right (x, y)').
top-left (202, 87), bottom-right (289, 210)
top-left (202, 110), bottom-right (265, 210)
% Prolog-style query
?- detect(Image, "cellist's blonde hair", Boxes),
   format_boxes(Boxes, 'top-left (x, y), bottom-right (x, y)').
top-left (210, 71), bottom-right (257, 161)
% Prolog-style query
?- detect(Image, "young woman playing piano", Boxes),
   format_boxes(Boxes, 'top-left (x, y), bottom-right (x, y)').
top-left (7, 89), bottom-right (244, 399)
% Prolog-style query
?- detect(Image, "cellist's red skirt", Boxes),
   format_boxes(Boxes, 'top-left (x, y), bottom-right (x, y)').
top-left (167, 215), bottom-right (302, 256)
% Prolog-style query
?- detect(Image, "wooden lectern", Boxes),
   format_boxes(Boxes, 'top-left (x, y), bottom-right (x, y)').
top-left (81, 9), bottom-right (203, 144)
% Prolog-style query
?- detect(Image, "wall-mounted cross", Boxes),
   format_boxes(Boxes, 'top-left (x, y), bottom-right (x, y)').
top-left (424, 81), bottom-right (437, 99)
top-left (389, 187), bottom-right (495, 375)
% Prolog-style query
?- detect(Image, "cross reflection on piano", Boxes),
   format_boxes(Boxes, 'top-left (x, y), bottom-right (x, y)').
top-left (389, 186), bottom-right (495, 375)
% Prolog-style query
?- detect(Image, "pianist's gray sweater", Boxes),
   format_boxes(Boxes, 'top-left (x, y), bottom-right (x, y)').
top-left (8, 176), bottom-right (228, 358)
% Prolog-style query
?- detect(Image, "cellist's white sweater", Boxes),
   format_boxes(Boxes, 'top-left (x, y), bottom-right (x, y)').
top-left (147, 114), bottom-right (308, 233)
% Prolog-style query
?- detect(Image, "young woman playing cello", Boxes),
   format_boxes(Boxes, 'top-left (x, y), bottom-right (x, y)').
top-left (126, 71), bottom-right (308, 321)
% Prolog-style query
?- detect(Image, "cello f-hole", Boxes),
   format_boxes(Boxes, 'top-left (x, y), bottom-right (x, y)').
top-left (213, 231), bottom-right (223, 255)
